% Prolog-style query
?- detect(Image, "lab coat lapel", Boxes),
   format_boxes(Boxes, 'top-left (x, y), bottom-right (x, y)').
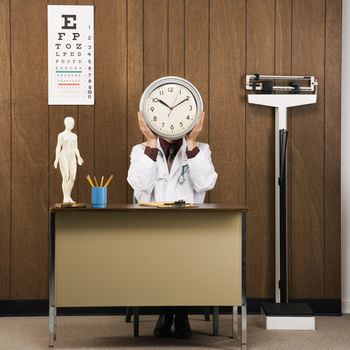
top-left (156, 138), bottom-right (168, 178)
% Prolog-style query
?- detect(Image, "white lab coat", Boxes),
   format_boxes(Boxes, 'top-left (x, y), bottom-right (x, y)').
top-left (127, 138), bottom-right (218, 203)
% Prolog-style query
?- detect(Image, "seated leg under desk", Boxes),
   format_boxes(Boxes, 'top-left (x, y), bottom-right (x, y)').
top-left (130, 306), bottom-right (220, 337)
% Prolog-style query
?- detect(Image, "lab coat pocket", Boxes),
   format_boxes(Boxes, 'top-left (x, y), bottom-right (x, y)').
top-left (178, 181), bottom-right (194, 202)
top-left (177, 165), bottom-right (194, 202)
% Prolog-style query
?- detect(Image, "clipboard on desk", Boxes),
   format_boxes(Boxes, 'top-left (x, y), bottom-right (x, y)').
top-left (138, 200), bottom-right (199, 208)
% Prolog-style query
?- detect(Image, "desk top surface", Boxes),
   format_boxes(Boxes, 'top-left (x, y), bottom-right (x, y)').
top-left (50, 203), bottom-right (248, 213)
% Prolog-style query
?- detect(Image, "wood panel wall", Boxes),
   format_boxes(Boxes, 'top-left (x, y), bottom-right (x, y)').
top-left (0, 0), bottom-right (341, 301)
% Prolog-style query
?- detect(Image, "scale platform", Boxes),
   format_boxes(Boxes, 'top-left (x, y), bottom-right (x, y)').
top-left (261, 303), bottom-right (315, 330)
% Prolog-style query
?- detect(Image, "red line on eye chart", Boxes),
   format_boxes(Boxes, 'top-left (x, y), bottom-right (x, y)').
top-left (58, 83), bottom-right (81, 86)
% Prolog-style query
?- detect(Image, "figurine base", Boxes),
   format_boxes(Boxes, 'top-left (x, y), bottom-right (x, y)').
top-left (55, 202), bottom-right (87, 208)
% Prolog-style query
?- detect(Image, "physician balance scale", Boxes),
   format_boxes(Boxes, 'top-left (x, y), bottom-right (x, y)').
top-left (246, 74), bottom-right (317, 330)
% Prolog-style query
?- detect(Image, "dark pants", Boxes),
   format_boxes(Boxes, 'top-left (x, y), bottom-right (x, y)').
top-left (161, 306), bottom-right (188, 318)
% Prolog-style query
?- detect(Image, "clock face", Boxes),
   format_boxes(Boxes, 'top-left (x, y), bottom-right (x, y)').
top-left (139, 77), bottom-right (203, 140)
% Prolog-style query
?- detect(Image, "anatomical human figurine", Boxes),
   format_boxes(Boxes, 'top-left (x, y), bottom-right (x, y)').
top-left (54, 116), bottom-right (84, 203)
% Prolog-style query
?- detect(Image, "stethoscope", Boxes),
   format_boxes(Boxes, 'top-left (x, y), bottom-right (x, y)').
top-left (178, 164), bottom-right (189, 185)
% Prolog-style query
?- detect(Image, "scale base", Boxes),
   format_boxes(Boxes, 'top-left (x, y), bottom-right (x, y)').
top-left (261, 303), bottom-right (315, 330)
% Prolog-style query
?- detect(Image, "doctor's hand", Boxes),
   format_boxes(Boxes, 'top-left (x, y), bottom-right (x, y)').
top-left (187, 112), bottom-right (205, 150)
top-left (138, 111), bottom-right (157, 148)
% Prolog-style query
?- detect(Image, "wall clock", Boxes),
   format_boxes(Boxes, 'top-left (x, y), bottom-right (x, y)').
top-left (139, 76), bottom-right (203, 140)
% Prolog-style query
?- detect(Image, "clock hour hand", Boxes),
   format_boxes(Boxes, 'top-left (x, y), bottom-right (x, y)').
top-left (158, 99), bottom-right (172, 110)
top-left (171, 97), bottom-right (189, 110)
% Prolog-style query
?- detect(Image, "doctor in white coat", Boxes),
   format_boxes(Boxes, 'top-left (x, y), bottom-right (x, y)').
top-left (127, 111), bottom-right (217, 204)
top-left (127, 111), bottom-right (218, 339)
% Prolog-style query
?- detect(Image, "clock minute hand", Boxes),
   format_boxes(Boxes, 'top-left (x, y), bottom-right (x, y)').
top-left (158, 99), bottom-right (172, 110)
top-left (172, 97), bottom-right (189, 110)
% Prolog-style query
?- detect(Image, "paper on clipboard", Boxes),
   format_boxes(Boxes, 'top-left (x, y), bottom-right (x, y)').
top-left (138, 201), bottom-right (199, 208)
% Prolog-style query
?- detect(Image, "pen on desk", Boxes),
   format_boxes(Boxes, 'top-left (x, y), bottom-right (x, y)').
top-left (104, 175), bottom-right (114, 187)
top-left (100, 176), bottom-right (104, 187)
top-left (86, 175), bottom-right (95, 187)
top-left (93, 176), bottom-right (99, 187)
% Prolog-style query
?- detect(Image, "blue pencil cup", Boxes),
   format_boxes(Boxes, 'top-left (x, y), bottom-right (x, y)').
top-left (91, 187), bottom-right (107, 208)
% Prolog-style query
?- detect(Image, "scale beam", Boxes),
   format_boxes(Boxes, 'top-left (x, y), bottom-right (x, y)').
top-left (246, 74), bottom-right (318, 94)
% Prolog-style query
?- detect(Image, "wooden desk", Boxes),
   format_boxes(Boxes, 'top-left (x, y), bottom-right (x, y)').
top-left (49, 204), bottom-right (248, 348)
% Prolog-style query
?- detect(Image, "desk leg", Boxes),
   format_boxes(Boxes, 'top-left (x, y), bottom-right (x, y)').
top-left (49, 212), bottom-right (56, 347)
top-left (212, 306), bottom-right (219, 336)
top-left (54, 307), bottom-right (57, 341)
top-left (204, 306), bottom-right (210, 321)
top-left (125, 307), bottom-right (133, 322)
top-left (133, 307), bottom-right (139, 337)
top-left (49, 306), bottom-right (55, 347)
top-left (241, 212), bottom-right (247, 350)
top-left (241, 305), bottom-right (247, 349)
top-left (232, 306), bottom-right (238, 339)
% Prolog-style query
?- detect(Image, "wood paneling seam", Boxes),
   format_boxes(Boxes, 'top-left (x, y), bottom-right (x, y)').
top-left (207, 0), bottom-right (210, 202)
top-left (10, 0), bottom-right (13, 300)
top-left (323, 0), bottom-right (327, 298)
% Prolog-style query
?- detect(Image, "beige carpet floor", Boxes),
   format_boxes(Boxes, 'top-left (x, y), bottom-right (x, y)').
top-left (0, 314), bottom-right (349, 350)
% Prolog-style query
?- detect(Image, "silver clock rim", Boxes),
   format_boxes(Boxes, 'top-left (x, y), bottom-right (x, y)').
top-left (139, 76), bottom-right (204, 140)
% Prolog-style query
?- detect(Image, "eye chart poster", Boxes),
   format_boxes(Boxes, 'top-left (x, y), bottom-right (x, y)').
top-left (48, 5), bottom-right (94, 105)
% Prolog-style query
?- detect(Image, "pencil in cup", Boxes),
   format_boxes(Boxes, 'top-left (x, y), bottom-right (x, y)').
top-left (86, 175), bottom-right (95, 187)
top-left (87, 175), bottom-right (113, 208)
top-left (104, 175), bottom-right (114, 187)
top-left (86, 175), bottom-right (114, 188)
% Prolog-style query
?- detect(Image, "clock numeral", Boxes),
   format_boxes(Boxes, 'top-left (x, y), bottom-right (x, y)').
top-left (159, 90), bottom-right (164, 95)
top-left (170, 124), bottom-right (174, 130)
top-left (189, 105), bottom-right (192, 111)
top-left (186, 115), bottom-right (190, 120)
top-left (162, 122), bottom-right (165, 127)
top-left (168, 87), bottom-right (173, 92)
top-left (152, 98), bottom-right (159, 103)
top-left (150, 107), bottom-right (154, 112)
top-left (153, 116), bottom-right (157, 121)
top-left (180, 122), bottom-right (183, 128)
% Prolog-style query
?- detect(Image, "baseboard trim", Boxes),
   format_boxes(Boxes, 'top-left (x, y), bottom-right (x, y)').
top-left (0, 299), bottom-right (49, 316)
top-left (342, 300), bottom-right (350, 314)
top-left (0, 298), bottom-right (341, 316)
top-left (289, 299), bottom-right (341, 316)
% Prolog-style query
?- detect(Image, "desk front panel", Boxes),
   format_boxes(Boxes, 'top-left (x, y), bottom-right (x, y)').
top-left (55, 211), bottom-right (242, 307)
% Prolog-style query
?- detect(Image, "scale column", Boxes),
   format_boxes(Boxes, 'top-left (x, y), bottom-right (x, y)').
top-left (275, 106), bottom-right (288, 303)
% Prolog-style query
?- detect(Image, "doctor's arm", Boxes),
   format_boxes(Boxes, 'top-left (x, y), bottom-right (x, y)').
top-left (187, 145), bottom-right (218, 192)
top-left (127, 112), bottom-right (158, 200)
top-left (186, 112), bottom-right (218, 192)
top-left (127, 145), bottom-right (158, 193)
